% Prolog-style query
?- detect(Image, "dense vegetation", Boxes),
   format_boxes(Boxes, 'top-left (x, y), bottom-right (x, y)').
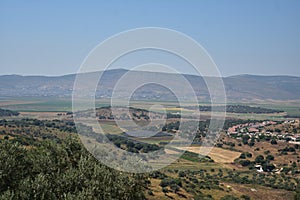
top-left (0, 118), bottom-right (76, 145)
top-left (0, 137), bottom-right (146, 199)
top-left (0, 108), bottom-right (19, 117)
top-left (182, 105), bottom-right (283, 114)
top-left (0, 118), bottom-right (150, 199)
top-left (106, 134), bottom-right (161, 153)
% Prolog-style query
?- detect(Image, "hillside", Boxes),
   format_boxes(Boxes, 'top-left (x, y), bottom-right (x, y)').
top-left (0, 69), bottom-right (300, 101)
top-left (0, 108), bottom-right (19, 117)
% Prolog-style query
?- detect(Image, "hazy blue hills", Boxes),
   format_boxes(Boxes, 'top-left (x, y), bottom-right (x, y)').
top-left (0, 69), bottom-right (299, 102)
top-left (224, 74), bottom-right (300, 101)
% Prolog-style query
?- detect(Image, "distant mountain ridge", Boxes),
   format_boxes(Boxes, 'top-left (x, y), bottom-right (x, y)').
top-left (0, 69), bottom-right (299, 102)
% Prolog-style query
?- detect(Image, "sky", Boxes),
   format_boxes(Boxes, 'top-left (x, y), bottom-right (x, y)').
top-left (0, 0), bottom-right (299, 77)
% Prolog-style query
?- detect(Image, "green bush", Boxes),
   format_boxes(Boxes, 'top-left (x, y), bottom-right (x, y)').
top-left (239, 159), bottom-right (251, 167)
top-left (239, 153), bottom-right (246, 159)
top-left (271, 139), bottom-right (277, 145)
top-left (0, 139), bottom-right (145, 200)
top-left (241, 194), bottom-right (251, 200)
top-left (266, 154), bottom-right (274, 161)
top-left (255, 155), bottom-right (264, 164)
top-left (221, 195), bottom-right (240, 200)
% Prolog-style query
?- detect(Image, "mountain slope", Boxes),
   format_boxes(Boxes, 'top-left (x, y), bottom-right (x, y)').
top-left (0, 69), bottom-right (299, 101)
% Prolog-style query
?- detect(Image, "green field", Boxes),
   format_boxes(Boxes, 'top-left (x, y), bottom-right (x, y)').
top-left (233, 101), bottom-right (300, 117)
top-left (0, 97), bottom-right (300, 121)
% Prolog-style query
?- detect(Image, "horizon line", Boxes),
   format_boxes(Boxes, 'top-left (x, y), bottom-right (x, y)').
top-left (0, 68), bottom-right (299, 79)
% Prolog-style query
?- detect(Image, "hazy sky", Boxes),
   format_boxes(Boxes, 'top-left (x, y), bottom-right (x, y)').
top-left (0, 0), bottom-right (299, 77)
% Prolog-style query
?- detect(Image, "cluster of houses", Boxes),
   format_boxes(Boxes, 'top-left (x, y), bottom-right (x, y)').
top-left (227, 120), bottom-right (300, 143)
top-left (227, 121), bottom-right (277, 135)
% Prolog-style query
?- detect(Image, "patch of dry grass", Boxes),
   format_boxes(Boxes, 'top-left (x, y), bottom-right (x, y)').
top-left (177, 146), bottom-right (241, 163)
